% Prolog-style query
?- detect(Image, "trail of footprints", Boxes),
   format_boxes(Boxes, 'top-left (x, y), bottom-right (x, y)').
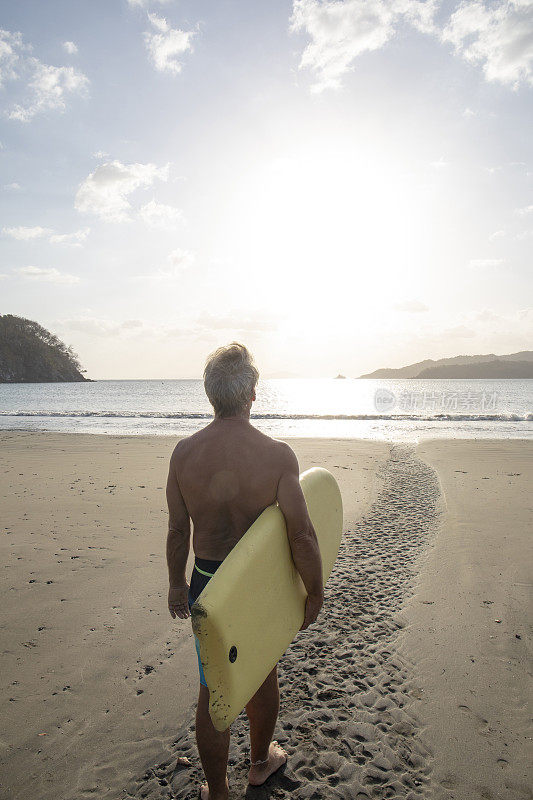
top-left (125, 446), bottom-right (442, 800)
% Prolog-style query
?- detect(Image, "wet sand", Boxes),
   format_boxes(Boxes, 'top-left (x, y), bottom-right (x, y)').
top-left (0, 432), bottom-right (531, 800)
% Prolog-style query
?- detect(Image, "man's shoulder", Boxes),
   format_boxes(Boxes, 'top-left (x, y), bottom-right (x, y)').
top-left (169, 435), bottom-right (193, 463)
top-left (258, 433), bottom-right (297, 469)
top-left (170, 424), bottom-right (215, 460)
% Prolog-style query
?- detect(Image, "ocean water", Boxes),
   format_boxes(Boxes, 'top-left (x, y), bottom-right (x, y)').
top-left (0, 378), bottom-right (531, 441)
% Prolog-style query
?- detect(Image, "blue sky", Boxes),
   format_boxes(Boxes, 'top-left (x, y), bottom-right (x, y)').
top-left (1, 0), bottom-right (532, 378)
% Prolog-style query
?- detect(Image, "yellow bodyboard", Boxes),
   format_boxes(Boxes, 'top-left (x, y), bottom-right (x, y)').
top-left (191, 467), bottom-right (343, 731)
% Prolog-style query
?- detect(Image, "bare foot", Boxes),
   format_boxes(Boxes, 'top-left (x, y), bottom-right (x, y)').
top-left (248, 741), bottom-right (288, 786)
top-left (199, 776), bottom-right (229, 800)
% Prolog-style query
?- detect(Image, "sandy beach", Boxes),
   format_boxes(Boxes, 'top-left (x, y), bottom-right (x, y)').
top-left (399, 440), bottom-right (532, 800)
top-left (1, 432), bottom-right (531, 800)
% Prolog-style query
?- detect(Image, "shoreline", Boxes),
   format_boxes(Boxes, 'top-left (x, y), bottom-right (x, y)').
top-left (1, 427), bottom-right (532, 445)
top-left (1, 432), bottom-right (531, 799)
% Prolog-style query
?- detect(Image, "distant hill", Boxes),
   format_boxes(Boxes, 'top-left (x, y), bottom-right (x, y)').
top-left (360, 351), bottom-right (533, 379)
top-left (418, 360), bottom-right (533, 379)
top-left (0, 315), bottom-right (88, 383)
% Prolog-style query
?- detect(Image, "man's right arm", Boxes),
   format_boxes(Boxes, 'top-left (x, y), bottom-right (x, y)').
top-left (276, 444), bottom-right (324, 630)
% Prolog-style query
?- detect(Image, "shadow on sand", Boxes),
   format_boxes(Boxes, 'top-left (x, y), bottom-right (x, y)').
top-left (244, 765), bottom-right (300, 799)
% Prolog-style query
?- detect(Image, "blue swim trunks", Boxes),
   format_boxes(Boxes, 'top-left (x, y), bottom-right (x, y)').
top-left (188, 557), bottom-right (222, 687)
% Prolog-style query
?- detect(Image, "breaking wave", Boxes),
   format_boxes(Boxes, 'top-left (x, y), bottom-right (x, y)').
top-left (0, 410), bottom-right (531, 422)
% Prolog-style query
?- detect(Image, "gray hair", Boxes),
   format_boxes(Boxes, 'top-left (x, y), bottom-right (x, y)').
top-left (203, 342), bottom-right (259, 417)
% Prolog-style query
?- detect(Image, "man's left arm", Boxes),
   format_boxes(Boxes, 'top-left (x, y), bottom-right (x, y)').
top-left (166, 451), bottom-right (191, 619)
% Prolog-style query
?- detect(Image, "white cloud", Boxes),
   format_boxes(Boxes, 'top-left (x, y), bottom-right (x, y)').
top-left (16, 266), bottom-right (79, 284)
top-left (60, 317), bottom-right (141, 336)
top-left (475, 308), bottom-right (500, 322)
top-left (134, 248), bottom-right (195, 281)
top-left (75, 160), bottom-right (169, 222)
top-left (3, 182), bottom-right (21, 191)
top-left (58, 315), bottom-right (191, 340)
top-left (291, 0), bottom-right (396, 92)
top-left (442, 323), bottom-right (476, 339)
top-left (1, 29), bottom-right (89, 121)
top-left (57, 308), bottom-right (282, 346)
top-left (92, 150), bottom-right (109, 160)
top-left (516, 204), bottom-right (533, 215)
top-left (409, 307), bottom-right (533, 355)
top-left (2, 224), bottom-right (90, 246)
top-left (469, 307), bottom-right (533, 340)
top-left (399, 0), bottom-right (440, 35)
top-left (139, 198), bottom-right (183, 229)
top-left (63, 41), bottom-right (78, 55)
top-left (3, 225), bottom-right (52, 240)
top-left (290, 0), bottom-right (533, 91)
top-left (127, 0), bottom-right (173, 6)
top-left (0, 29), bottom-right (24, 88)
top-left (9, 61), bottom-right (89, 121)
top-left (63, 318), bottom-right (116, 335)
top-left (49, 227), bottom-right (90, 246)
top-left (144, 13), bottom-right (195, 74)
top-left (430, 157), bottom-right (451, 169)
top-left (167, 248), bottom-right (194, 268)
top-left (489, 229), bottom-right (506, 240)
top-left (393, 299), bottom-right (429, 312)
top-left (442, 1), bottom-right (533, 88)
top-left (469, 257), bottom-right (505, 268)
top-left (290, 0), bottom-right (439, 92)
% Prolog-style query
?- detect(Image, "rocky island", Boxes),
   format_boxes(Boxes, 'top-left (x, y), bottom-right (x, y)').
top-left (0, 314), bottom-right (88, 382)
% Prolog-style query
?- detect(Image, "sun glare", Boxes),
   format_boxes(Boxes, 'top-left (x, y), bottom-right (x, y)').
top-left (215, 144), bottom-right (425, 331)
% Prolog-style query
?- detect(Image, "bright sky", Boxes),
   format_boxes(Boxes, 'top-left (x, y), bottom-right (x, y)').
top-left (1, 0), bottom-right (532, 378)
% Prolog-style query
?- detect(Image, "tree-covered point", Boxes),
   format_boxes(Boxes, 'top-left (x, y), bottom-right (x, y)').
top-left (0, 315), bottom-right (88, 383)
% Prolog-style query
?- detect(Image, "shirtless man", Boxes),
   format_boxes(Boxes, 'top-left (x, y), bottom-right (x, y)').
top-left (166, 342), bottom-right (324, 800)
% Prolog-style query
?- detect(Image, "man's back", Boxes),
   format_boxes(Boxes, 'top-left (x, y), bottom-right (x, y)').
top-left (171, 419), bottom-right (289, 561)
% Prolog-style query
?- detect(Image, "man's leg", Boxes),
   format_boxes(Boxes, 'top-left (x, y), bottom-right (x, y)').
top-left (245, 666), bottom-right (287, 785)
top-left (195, 684), bottom-right (230, 800)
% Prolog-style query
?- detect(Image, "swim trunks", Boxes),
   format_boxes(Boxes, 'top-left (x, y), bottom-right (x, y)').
top-left (188, 557), bottom-right (223, 687)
